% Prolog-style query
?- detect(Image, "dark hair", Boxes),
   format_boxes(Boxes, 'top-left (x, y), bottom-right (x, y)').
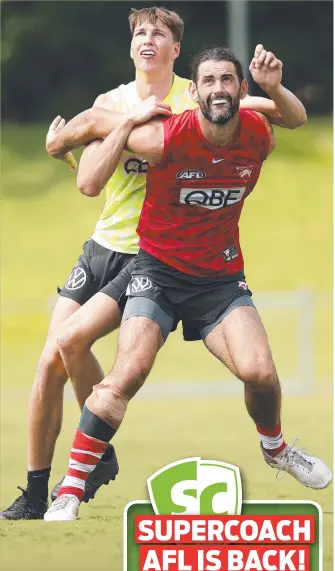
top-left (129, 6), bottom-right (184, 43)
top-left (190, 46), bottom-right (244, 85)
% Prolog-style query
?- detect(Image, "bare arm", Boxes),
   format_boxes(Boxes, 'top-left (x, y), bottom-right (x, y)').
top-left (249, 44), bottom-right (307, 129)
top-left (76, 103), bottom-right (166, 197)
top-left (77, 118), bottom-right (164, 197)
top-left (77, 119), bottom-right (135, 198)
top-left (240, 94), bottom-right (287, 128)
top-left (45, 106), bottom-right (123, 158)
top-left (256, 85), bottom-right (307, 129)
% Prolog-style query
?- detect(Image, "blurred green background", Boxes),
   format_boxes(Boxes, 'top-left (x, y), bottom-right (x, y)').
top-left (2, 0), bottom-right (333, 119)
top-left (1, 1), bottom-right (333, 570)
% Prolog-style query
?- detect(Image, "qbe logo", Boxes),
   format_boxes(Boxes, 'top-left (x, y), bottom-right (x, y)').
top-left (124, 157), bottom-right (148, 175)
top-left (147, 457), bottom-right (242, 515)
top-left (180, 187), bottom-right (246, 210)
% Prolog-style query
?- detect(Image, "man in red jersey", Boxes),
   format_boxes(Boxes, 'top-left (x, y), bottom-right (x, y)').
top-left (45, 46), bottom-right (331, 521)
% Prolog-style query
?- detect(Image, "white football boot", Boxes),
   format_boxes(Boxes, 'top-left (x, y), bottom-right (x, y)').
top-left (262, 441), bottom-right (332, 489)
top-left (44, 494), bottom-right (80, 521)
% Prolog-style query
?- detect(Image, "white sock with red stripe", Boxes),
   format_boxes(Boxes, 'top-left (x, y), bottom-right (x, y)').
top-left (58, 429), bottom-right (108, 500)
top-left (257, 423), bottom-right (287, 457)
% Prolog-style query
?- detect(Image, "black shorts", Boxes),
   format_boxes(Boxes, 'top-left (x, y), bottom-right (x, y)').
top-left (58, 239), bottom-right (134, 306)
top-left (122, 249), bottom-right (253, 341)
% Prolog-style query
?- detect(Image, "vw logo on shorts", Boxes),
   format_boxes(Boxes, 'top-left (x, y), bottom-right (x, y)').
top-left (65, 267), bottom-right (87, 290)
top-left (129, 276), bottom-right (152, 294)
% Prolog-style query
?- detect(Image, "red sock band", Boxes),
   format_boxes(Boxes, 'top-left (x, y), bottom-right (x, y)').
top-left (256, 423), bottom-right (282, 437)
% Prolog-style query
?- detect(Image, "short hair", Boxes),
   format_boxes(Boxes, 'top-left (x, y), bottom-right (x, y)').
top-left (190, 47), bottom-right (244, 85)
top-left (128, 6), bottom-right (184, 43)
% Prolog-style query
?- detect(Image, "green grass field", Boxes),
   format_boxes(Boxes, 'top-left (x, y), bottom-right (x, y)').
top-left (1, 119), bottom-right (333, 570)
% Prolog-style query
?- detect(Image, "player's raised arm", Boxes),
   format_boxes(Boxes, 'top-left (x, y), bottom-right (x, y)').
top-left (248, 44), bottom-right (307, 129)
top-left (77, 97), bottom-right (168, 197)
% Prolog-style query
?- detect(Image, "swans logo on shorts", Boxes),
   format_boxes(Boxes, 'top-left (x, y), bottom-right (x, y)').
top-left (65, 267), bottom-right (87, 290)
top-left (126, 276), bottom-right (153, 295)
top-left (238, 281), bottom-right (248, 291)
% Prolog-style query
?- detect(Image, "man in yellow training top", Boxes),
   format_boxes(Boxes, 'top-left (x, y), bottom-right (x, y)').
top-left (0, 6), bottom-right (306, 520)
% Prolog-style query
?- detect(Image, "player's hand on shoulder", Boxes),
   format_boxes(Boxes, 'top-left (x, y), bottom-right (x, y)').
top-left (249, 44), bottom-right (283, 92)
top-left (126, 95), bottom-right (172, 126)
top-left (46, 115), bottom-right (77, 171)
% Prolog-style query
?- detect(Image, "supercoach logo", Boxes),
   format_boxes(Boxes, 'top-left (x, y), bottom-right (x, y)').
top-left (176, 169), bottom-right (206, 180)
top-left (147, 458), bottom-right (242, 515)
top-left (180, 187), bottom-right (246, 210)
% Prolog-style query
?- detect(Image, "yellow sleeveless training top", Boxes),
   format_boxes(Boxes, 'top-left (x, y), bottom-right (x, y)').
top-left (91, 74), bottom-right (197, 253)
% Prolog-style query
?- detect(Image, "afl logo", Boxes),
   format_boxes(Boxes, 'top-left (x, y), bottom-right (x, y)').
top-left (65, 267), bottom-right (87, 290)
top-left (176, 169), bottom-right (206, 180)
top-left (124, 158), bottom-right (148, 175)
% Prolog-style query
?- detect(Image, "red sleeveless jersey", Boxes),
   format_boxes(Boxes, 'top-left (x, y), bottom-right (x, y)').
top-left (137, 109), bottom-right (270, 276)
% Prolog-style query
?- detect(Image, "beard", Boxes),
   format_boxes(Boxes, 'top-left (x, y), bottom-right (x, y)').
top-left (198, 92), bottom-right (240, 125)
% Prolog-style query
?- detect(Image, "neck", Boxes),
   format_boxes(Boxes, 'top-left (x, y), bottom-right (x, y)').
top-left (198, 110), bottom-right (241, 147)
top-left (135, 67), bottom-right (175, 100)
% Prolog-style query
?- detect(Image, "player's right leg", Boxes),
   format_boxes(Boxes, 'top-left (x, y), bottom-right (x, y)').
top-left (0, 296), bottom-right (79, 520)
top-left (44, 295), bottom-right (175, 521)
top-left (0, 241), bottom-right (112, 520)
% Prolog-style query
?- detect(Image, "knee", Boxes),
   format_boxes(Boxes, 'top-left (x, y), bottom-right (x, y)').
top-left (113, 360), bottom-right (150, 396)
top-left (238, 357), bottom-right (278, 388)
top-left (87, 381), bottom-right (130, 428)
top-left (125, 360), bottom-right (149, 384)
top-left (35, 341), bottom-right (67, 390)
top-left (98, 359), bottom-right (150, 401)
top-left (57, 322), bottom-right (85, 356)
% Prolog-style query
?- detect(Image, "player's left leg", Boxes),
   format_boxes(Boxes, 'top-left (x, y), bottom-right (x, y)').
top-left (49, 292), bottom-right (122, 502)
top-left (203, 301), bottom-right (332, 489)
top-left (49, 259), bottom-right (134, 502)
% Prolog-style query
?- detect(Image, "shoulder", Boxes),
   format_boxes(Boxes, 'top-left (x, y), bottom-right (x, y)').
top-left (168, 75), bottom-right (198, 112)
top-left (172, 74), bottom-right (191, 91)
top-left (253, 112), bottom-right (276, 156)
top-left (93, 81), bottom-right (136, 110)
top-left (240, 110), bottom-right (276, 157)
top-left (161, 110), bottom-right (197, 160)
top-left (164, 109), bottom-right (196, 132)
